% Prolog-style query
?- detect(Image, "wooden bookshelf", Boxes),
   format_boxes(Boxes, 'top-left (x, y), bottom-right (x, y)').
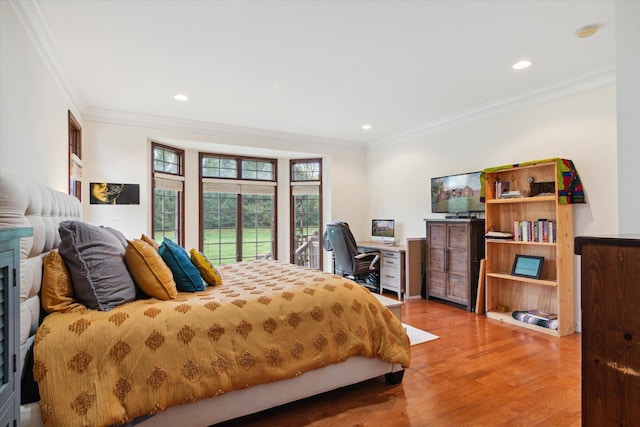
top-left (483, 160), bottom-right (575, 337)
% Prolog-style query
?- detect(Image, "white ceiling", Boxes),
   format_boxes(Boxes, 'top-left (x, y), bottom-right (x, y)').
top-left (27, 0), bottom-right (616, 144)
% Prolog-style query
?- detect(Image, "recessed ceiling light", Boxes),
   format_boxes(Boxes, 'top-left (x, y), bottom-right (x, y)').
top-left (512, 60), bottom-right (532, 70)
top-left (361, 124), bottom-right (372, 130)
top-left (174, 93), bottom-right (188, 102)
top-left (576, 25), bottom-right (598, 38)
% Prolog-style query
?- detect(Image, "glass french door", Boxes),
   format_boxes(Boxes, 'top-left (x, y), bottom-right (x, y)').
top-left (290, 159), bottom-right (322, 270)
top-left (291, 191), bottom-right (320, 269)
top-left (202, 189), bottom-right (275, 265)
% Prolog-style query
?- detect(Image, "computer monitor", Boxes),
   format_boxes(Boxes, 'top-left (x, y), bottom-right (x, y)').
top-left (371, 219), bottom-right (395, 244)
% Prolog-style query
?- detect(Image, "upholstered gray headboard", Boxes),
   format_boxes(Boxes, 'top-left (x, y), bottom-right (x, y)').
top-left (0, 172), bottom-right (82, 370)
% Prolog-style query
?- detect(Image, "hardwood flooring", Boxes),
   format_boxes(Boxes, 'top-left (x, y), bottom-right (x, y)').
top-left (216, 298), bottom-right (581, 427)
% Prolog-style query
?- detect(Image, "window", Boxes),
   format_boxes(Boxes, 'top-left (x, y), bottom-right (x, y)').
top-left (290, 159), bottom-right (322, 269)
top-left (201, 154), bottom-right (277, 265)
top-left (201, 155), bottom-right (276, 181)
top-left (292, 159), bottom-right (320, 181)
top-left (202, 156), bottom-right (237, 178)
top-left (242, 159), bottom-right (275, 180)
top-left (152, 143), bottom-right (184, 245)
top-left (154, 144), bottom-right (182, 174)
top-left (68, 110), bottom-right (82, 200)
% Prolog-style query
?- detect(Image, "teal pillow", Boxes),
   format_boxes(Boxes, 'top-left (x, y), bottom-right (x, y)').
top-left (158, 238), bottom-right (204, 292)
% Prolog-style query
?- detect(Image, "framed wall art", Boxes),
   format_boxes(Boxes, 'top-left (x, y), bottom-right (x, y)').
top-left (90, 182), bottom-right (140, 205)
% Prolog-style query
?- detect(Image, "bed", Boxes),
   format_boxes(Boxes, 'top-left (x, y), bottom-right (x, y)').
top-left (0, 173), bottom-right (410, 427)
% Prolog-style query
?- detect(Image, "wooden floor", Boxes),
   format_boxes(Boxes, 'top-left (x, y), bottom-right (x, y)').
top-left (216, 298), bottom-right (581, 427)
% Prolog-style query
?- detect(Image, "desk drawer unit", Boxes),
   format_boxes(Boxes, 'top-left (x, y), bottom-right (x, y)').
top-left (380, 250), bottom-right (403, 297)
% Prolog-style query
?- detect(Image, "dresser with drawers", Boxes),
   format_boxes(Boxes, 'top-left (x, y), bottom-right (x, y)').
top-left (356, 241), bottom-right (406, 299)
top-left (379, 248), bottom-right (405, 299)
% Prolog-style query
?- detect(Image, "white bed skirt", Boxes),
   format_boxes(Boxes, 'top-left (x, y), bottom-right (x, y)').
top-left (21, 357), bottom-right (403, 427)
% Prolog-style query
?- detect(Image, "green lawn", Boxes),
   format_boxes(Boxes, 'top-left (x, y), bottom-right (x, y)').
top-left (433, 197), bottom-right (484, 213)
top-left (203, 228), bottom-right (272, 264)
top-left (155, 227), bottom-right (320, 266)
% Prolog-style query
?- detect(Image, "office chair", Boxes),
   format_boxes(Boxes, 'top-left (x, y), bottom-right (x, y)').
top-left (322, 221), bottom-right (380, 292)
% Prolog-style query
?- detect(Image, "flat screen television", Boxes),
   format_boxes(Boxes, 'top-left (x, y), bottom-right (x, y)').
top-left (371, 219), bottom-right (395, 243)
top-left (431, 171), bottom-right (484, 216)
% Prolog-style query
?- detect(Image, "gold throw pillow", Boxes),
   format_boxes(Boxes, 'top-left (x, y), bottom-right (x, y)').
top-left (190, 249), bottom-right (223, 286)
top-left (141, 233), bottom-right (160, 251)
top-left (125, 239), bottom-right (178, 300)
top-left (41, 250), bottom-right (85, 313)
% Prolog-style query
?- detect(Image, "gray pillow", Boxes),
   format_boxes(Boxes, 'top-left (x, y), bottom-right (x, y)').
top-left (100, 226), bottom-right (128, 249)
top-left (58, 220), bottom-right (136, 311)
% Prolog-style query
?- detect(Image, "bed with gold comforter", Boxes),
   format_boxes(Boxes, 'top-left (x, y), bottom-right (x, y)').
top-left (33, 260), bottom-right (410, 427)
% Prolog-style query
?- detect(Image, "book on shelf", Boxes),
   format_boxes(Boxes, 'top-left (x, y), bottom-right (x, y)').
top-left (522, 221), bottom-right (530, 241)
top-left (495, 181), bottom-right (510, 199)
top-left (501, 190), bottom-right (522, 198)
top-left (537, 219), bottom-right (546, 242)
top-left (513, 220), bottom-right (521, 241)
top-left (511, 219), bottom-right (556, 243)
top-left (527, 309), bottom-right (557, 320)
top-left (515, 220), bottom-right (533, 242)
top-left (485, 230), bottom-right (514, 239)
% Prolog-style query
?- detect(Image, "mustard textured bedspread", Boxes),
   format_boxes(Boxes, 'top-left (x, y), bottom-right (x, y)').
top-left (34, 260), bottom-right (411, 426)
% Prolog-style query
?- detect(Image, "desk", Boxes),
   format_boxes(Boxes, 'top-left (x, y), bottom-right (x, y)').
top-left (357, 241), bottom-right (406, 299)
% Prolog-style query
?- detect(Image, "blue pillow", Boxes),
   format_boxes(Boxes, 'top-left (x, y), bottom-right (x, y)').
top-left (158, 238), bottom-right (204, 292)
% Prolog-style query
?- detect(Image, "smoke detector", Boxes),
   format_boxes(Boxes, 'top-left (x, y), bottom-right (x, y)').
top-left (576, 25), bottom-right (598, 39)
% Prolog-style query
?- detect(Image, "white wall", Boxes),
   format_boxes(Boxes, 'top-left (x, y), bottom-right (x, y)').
top-left (0, 1), bottom-right (81, 191)
top-left (82, 121), bottom-right (368, 263)
top-left (0, 1), bottom-right (366, 270)
top-left (0, 0), bottom-right (368, 266)
top-left (617, 0), bottom-right (640, 233)
top-left (366, 84), bottom-right (618, 332)
top-left (366, 85), bottom-right (618, 241)
top-left (81, 123), bottom-right (150, 235)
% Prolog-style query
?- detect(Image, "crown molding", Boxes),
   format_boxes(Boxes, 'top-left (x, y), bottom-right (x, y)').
top-left (11, 0), bottom-right (360, 149)
top-left (84, 63), bottom-right (614, 149)
top-left (84, 107), bottom-right (364, 149)
top-left (10, 0), bottom-right (88, 115)
top-left (12, 0), bottom-right (615, 150)
top-left (369, 65), bottom-right (616, 147)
